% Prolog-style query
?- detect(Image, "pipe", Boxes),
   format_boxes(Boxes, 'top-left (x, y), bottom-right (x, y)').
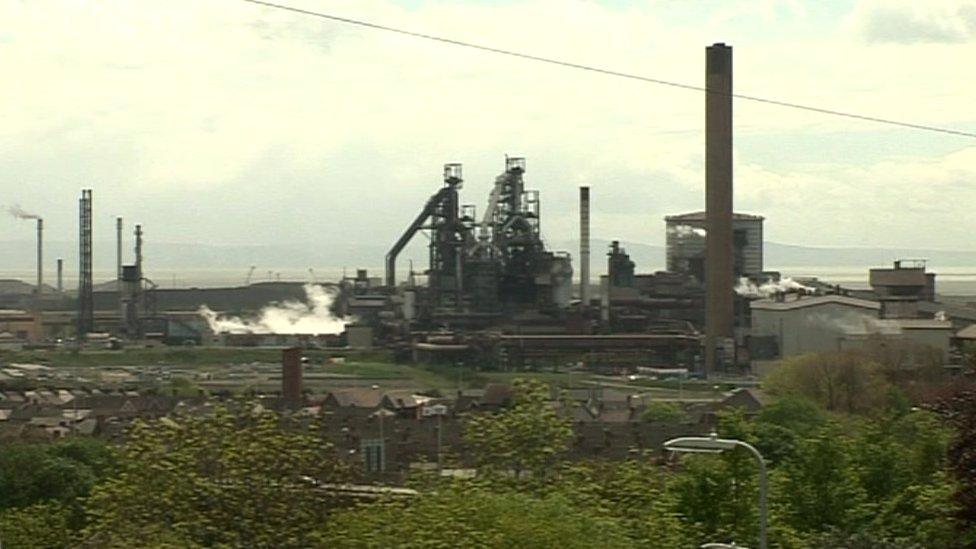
top-left (36, 218), bottom-right (43, 297)
top-left (705, 43), bottom-right (734, 376)
top-left (116, 216), bottom-right (123, 280)
top-left (579, 186), bottom-right (590, 307)
top-left (135, 224), bottom-right (143, 278)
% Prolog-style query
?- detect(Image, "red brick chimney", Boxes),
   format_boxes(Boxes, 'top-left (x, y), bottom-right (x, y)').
top-left (282, 347), bottom-right (303, 407)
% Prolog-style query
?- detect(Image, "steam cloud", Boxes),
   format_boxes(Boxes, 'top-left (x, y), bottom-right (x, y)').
top-left (806, 312), bottom-right (901, 336)
top-left (7, 205), bottom-right (40, 220)
top-left (199, 284), bottom-right (350, 335)
top-left (668, 224), bottom-right (707, 238)
top-left (735, 277), bottom-right (815, 298)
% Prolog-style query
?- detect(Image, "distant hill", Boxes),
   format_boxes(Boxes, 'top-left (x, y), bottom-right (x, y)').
top-left (3, 238), bottom-right (976, 276)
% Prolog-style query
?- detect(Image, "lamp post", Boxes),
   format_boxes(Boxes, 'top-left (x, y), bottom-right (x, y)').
top-left (664, 433), bottom-right (767, 549)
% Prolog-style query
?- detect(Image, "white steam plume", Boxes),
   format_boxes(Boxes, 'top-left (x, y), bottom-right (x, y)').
top-left (7, 204), bottom-right (40, 220)
top-left (199, 284), bottom-right (350, 335)
top-left (735, 277), bottom-right (815, 298)
top-left (806, 312), bottom-right (901, 336)
top-left (667, 224), bottom-right (707, 238)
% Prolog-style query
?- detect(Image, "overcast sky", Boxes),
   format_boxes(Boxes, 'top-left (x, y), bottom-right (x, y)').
top-left (2, 0), bottom-right (975, 257)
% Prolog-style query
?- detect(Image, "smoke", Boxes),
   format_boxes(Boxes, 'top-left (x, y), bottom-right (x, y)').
top-left (198, 283), bottom-right (350, 335)
top-left (735, 277), bottom-right (815, 298)
top-left (806, 311), bottom-right (902, 336)
top-left (668, 224), bottom-right (707, 238)
top-left (6, 204), bottom-right (40, 220)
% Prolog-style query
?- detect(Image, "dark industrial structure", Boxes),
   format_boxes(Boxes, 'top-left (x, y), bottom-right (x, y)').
top-left (119, 224), bottom-right (159, 338)
top-left (338, 157), bottom-right (705, 372)
top-left (384, 158), bottom-right (573, 327)
top-left (77, 189), bottom-right (94, 337)
top-left (579, 186), bottom-right (591, 308)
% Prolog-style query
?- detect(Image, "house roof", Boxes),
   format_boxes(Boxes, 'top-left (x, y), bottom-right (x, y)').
top-left (326, 388), bottom-right (386, 408)
top-left (481, 384), bottom-right (515, 407)
top-left (665, 211), bottom-right (764, 222)
top-left (957, 324), bottom-right (976, 339)
top-left (888, 319), bottom-right (954, 330)
top-left (750, 295), bottom-right (881, 312)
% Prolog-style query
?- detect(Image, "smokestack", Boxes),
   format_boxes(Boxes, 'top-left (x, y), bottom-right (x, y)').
top-left (705, 43), bottom-right (734, 376)
top-left (116, 216), bottom-right (123, 281)
top-left (78, 189), bottom-right (94, 337)
top-left (36, 218), bottom-right (43, 297)
top-left (57, 258), bottom-right (63, 293)
top-left (135, 224), bottom-right (143, 279)
top-left (579, 186), bottom-right (590, 307)
top-left (281, 347), bottom-right (303, 407)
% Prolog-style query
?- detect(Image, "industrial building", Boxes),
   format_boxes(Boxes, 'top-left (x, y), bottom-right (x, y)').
top-left (665, 211), bottom-right (764, 282)
top-left (749, 260), bottom-right (960, 371)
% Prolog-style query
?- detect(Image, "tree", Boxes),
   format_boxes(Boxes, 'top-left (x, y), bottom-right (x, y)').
top-left (550, 459), bottom-right (695, 548)
top-left (640, 401), bottom-right (685, 423)
top-left (942, 389), bottom-right (976, 546)
top-left (765, 350), bottom-right (891, 413)
top-left (0, 502), bottom-right (75, 549)
top-left (323, 487), bottom-right (633, 548)
top-left (81, 403), bottom-right (351, 548)
top-left (463, 379), bottom-right (572, 482)
top-left (0, 437), bottom-right (115, 536)
top-left (756, 395), bottom-right (826, 436)
top-left (775, 430), bottom-right (868, 534)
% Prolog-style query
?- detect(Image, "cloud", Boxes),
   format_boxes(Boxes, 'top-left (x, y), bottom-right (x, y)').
top-left (850, 0), bottom-right (976, 44)
top-left (0, 0), bottom-right (974, 264)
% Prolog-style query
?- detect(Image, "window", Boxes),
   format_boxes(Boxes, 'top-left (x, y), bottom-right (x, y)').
top-left (361, 438), bottom-right (385, 473)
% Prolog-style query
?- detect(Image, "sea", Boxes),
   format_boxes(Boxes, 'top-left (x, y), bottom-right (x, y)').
top-left (3, 264), bottom-right (976, 297)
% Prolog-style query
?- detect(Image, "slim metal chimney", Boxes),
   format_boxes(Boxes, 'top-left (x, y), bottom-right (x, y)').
top-left (282, 347), bottom-right (303, 407)
top-left (78, 189), bottom-right (94, 337)
top-left (56, 258), bottom-right (63, 293)
top-left (135, 224), bottom-right (143, 278)
top-left (579, 186), bottom-right (590, 307)
top-left (36, 218), bottom-right (43, 297)
top-left (116, 216), bottom-right (123, 281)
top-left (705, 43), bottom-right (734, 376)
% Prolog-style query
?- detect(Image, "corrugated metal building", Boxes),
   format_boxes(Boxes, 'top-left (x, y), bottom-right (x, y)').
top-left (750, 294), bottom-right (953, 364)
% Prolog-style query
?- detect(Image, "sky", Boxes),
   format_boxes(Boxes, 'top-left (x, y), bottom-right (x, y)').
top-left (2, 0), bottom-right (976, 265)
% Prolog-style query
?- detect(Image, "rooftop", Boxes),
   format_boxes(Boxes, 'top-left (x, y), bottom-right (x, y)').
top-left (750, 294), bottom-right (881, 312)
top-left (664, 211), bottom-right (764, 222)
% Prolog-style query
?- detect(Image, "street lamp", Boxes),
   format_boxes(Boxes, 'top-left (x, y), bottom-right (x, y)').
top-left (664, 433), bottom-right (767, 549)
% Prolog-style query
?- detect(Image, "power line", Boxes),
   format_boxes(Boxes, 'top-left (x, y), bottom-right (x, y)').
top-left (241, 0), bottom-right (976, 139)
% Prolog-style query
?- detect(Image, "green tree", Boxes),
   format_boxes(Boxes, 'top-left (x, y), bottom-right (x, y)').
top-left (0, 502), bottom-right (75, 549)
top-left (463, 379), bottom-right (572, 483)
top-left (324, 487), bottom-right (633, 548)
top-left (775, 430), bottom-right (868, 534)
top-left (756, 395), bottom-right (826, 436)
top-left (639, 401), bottom-right (685, 423)
top-left (81, 403), bottom-right (351, 548)
top-left (765, 350), bottom-right (891, 413)
top-left (942, 389), bottom-right (976, 546)
top-left (550, 459), bottom-right (695, 548)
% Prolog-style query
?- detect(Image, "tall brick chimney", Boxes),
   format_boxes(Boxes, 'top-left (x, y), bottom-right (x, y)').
top-left (282, 347), bottom-right (303, 407)
top-left (705, 43), bottom-right (734, 376)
